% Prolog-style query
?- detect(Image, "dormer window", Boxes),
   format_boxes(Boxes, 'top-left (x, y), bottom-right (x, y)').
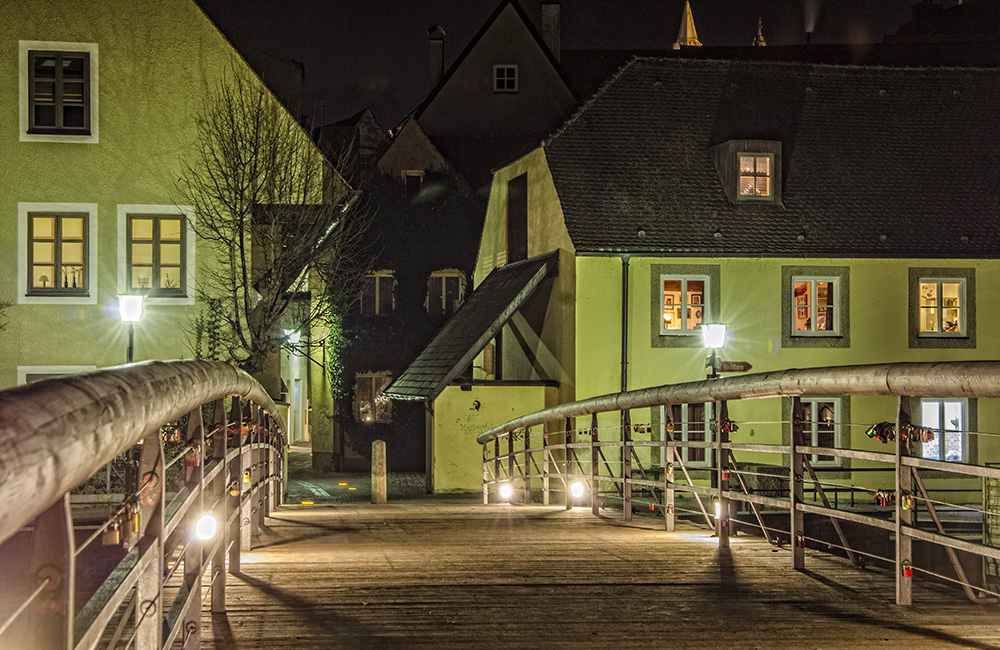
top-left (738, 154), bottom-right (772, 198)
top-left (710, 140), bottom-right (782, 207)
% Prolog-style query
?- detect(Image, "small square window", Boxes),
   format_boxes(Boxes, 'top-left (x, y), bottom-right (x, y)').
top-left (361, 270), bottom-right (394, 316)
top-left (356, 373), bottom-right (392, 423)
top-left (660, 275), bottom-right (708, 334)
top-left (918, 278), bottom-right (965, 336)
top-left (737, 154), bottom-right (772, 198)
top-left (27, 212), bottom-right (89, 296)
top-left (792, 277), bottom-right (839, 336)
top-left (493, 65), bottom-right (518, 93)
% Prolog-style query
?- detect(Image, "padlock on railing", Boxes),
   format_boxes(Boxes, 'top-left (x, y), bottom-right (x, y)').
top-left (243, 469), bottom-right (251, 484)
top-left (902, 561), bottom-right (913, 578)
top-left (102, 521), bottom-right (121, 546)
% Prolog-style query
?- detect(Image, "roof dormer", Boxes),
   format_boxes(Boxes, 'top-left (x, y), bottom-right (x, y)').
top-left (711, 139), bottom-right (783, 208)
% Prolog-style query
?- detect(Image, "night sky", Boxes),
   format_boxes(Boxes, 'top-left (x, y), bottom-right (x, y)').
top-left (197, 0), bottom-right (940, 129)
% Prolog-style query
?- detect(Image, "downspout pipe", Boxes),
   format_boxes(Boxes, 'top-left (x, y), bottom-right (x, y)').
top-left (621, 255), bottom-right (631, 393)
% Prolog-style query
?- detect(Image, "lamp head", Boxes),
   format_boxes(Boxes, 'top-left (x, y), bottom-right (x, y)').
top-left (118, 295), bottom-right (144, 323)
top-left (701, 323), bottom-right (727, 349)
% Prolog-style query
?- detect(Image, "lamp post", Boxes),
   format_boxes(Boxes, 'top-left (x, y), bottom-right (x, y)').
top-left (701, 322), bottom-right (727, 379)
top-left (118, 295), bottom-right (144, 363)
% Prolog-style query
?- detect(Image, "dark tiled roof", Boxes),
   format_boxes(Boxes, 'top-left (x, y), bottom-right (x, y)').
top-left (543, 57), bottom-right (1000, 258)
top-left (384, 252), bottom-right (558, 401)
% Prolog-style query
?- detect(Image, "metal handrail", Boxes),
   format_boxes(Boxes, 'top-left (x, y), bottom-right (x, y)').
top-left (477, 361), bottom-right (1000, 443)
top-left (0, 360), bottom-right (280, 544)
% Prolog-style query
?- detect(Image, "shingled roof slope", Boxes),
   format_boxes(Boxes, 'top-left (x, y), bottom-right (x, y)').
top-left (543, 57), bottom-right (1000, 258)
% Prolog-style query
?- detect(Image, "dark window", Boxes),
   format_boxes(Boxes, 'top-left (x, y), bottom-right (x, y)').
top-left (27, 213), bottom-right (88, 296)
top-left (493, 65), bottom-right (518, 93)
top-left (507, 173), bottom-right (527, 262)
top-left (356, 374), bottom-right (392, 423)
top-left (127, 215), bottom-right (185, 296)
top-left (428, 271), bottom-right (465, 316)
top-left (361, 272), bottom-right (394, 316)
top-left (404, 172), bottom-right (423, 200)
top-left (28, 51), bottom-right (90, 135)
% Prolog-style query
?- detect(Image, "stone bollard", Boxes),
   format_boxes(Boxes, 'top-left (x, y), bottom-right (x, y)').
top-left (371, 439), bottom-right (387, 504)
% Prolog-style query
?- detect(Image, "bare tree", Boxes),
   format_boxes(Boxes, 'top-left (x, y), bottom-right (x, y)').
top-left (180, 63), bottom-right (370, 375)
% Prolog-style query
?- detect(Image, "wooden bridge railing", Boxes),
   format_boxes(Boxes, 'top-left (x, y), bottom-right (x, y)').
top-left (0, 360), bottom-right (286, 650)
top-left (478, 361), bottom-right (1000, 607)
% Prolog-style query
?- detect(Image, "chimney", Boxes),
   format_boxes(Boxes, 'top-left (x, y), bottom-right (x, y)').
top-left (428, 25), bottom-right (445, 91)
top-left (541, 2), bottom-right (560, 62)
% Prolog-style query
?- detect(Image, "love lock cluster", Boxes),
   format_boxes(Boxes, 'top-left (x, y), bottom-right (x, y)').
top-left (864, 421), bottom-right (935, 444)
top-left (101, 498), bottom-right (142, 546)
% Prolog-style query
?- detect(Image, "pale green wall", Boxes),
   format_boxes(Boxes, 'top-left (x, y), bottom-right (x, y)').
top-left (432, 384), bottom-right (555, 492)
top-left (0, 1), bottom-right (318, 394)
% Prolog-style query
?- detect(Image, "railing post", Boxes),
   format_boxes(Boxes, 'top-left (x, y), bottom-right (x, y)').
top-left (136, 430), bottom-right (165, 649)
top-left (211, 398), bottom-right (227, 613)
top-left (494, 438), bottom-right (501, 502)
top-left (591, 413), bottom-right (599, 516)
top-left (565, 418), bottom-right (573, 510)
top-left (895, 396), bottom-right (913, 606)
top-left (182, 406), bottom-right (205, 648)
top-left (483, 442), bottom-right (490, 504)
top-left (229, 397), bottom-right (249, 564)
top-left (252, 405), bottom-right (265, 536)
top-left (716, 400), bottom-right (730, 548)
top-left (508, 429), bottom-right (515, 502)
top-left (664, 407), bottom-right (675, 532)
top-left (28, 494), bottom-right (74, 650)
top-left (542, 422), bottom-right (550, 506)
top-left (790, 397), bottom-right (805, 570)
top-left (523, 426), bottom-right (532, 504)
top-left (623, 409), bottom-right (632, 523)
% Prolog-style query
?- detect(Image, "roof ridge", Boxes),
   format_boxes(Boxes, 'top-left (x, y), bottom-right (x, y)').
top-left (542, 56), bottom-right (643, 148)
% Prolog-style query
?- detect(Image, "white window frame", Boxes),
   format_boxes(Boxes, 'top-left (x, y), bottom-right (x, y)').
top-left (800, 397), bottom-right (842, 467)
top-left (18, 202), bottom-right (98, 305)
top-left (493, 64), bottom-right (518, 93)
top-left (20, 40), bottom-right (99, 144)
top-left (117, 205), bottom-right (196, 305)
top-left (736, 152), bottom-right (773, 200)
top-left (427, 269), bottom-right (466, 315)
top-left (18, 365), bottom-right (96, 385)
top-left (791, 276), bottom-right (840, 337)
top-left (659, 275), bottom-right (709, 335)
top-left (662, 403), bottom-right (714, 468)
top-left (919, 397), bottom-right (967, 463)
top-left (917, 277), bottom-right (966, 337)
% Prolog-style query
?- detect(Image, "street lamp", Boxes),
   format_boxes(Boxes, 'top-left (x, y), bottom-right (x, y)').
top-left (701, 323), bottom-right (727, 379)
top-left (118, 295), bottom-right (144, 363)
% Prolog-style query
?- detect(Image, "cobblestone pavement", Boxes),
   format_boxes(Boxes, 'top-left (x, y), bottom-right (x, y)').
top-left (284, 445), bottom-right (478, 505)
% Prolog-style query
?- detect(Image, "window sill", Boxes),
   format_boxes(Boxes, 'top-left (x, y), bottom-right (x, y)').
top-left (20, 293), bottom-right (96, 305)
top-left (27, 128), bottom-right (92, 136)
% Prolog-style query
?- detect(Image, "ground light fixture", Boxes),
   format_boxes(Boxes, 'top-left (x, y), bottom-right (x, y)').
top-left (570, 481), bottom-right (585, 499)
top-left (195, 513), bottom-right (219, 540)
top-left (117, 294), bottom-right (144, 363)
top-left (499, 483), bottom-right (513, 500)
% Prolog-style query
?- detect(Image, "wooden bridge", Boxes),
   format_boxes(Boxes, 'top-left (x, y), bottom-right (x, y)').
top-left (203, 498), bottom-right (1000, 649)
top-left (2, 361), bottom-right (1000, 649)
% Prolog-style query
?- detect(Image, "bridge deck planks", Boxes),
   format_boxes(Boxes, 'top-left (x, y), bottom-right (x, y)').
top-left (202, 502), bottom-right (1000, 649)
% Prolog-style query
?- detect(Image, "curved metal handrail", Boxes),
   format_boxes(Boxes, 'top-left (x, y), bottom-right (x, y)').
top-left (477, 361), bottom-right (1000, 444)
top-left (0, 359), bottom-right (284, 545)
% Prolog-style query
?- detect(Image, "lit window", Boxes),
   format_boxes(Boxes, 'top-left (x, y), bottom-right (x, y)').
top-left (128, 215), bottom-right (185, 296)
top-left (27, 213), bottom-right (88, 296)
top-left (800, 398), bottom-right (841, 466)
top-left (738, 154), bottom-right (772, 198)
top-left (665, 403), bottom-right (713, 467)
top-left (660, 275), bottom-right (707, 334)
top-left (920, 398), bottom-right (966, 462)
top-left (918, 278), bottom-right (965, 336)
top-left (792, 277), bottom-right (838, 336)
top-left (427, 270), bottom-right (466, 316)
top-left (361, 270), bottom-right (394, 316)
top-left (356, 373), bottom-right (392, 423)
top-left (28, 50), bottom-right (90, 135)
top-left (493, 65), bottom-right (518, 93)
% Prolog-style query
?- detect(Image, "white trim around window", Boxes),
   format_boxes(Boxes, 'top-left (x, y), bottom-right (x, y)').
top-left (17, 365), bottom-right (97, 385)
top-left (660, 274), bottom-right (709, 335)
top-left (791, 276), bottom-right (840, 337)
top-left (919, 397), bottom-right (968, 463)
top-left (19, 40), bottom-right (99, 144)
top-left (117, 204), bottom-right (196, 305)
top-left (18, 202), bottom-right (98, 305)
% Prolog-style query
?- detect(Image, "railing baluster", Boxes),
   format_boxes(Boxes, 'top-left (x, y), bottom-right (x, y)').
top-left (136, 429), bottom-right (165, 649)
top-left (183, 405), bottom-right (205, 648)
top-left (542, 422), bottom-right (550, 506)
top-left (591, 414), bottom-right (599, 516)
top-left (895, 395), bottom-right (913, 605)
top-left (212, 398), bottom-right (227, 613)
top-left (523, 427), bottom-right (532, 504)
top-left (717, 400), bottom-right (730, 547)
top-left (623, 409), bottom-right (632, 523)
top-left (565, 418), bottom-right (573, 510)
top-left (29, 495), bottom-right (74, 650)
top-left (791, 397), bottom-right (805, 570)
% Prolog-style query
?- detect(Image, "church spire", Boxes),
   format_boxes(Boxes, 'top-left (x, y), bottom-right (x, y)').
top-left (753, 17), bottom-right (767, 46)
top-left (673, 1), bottom-right (703, 49)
